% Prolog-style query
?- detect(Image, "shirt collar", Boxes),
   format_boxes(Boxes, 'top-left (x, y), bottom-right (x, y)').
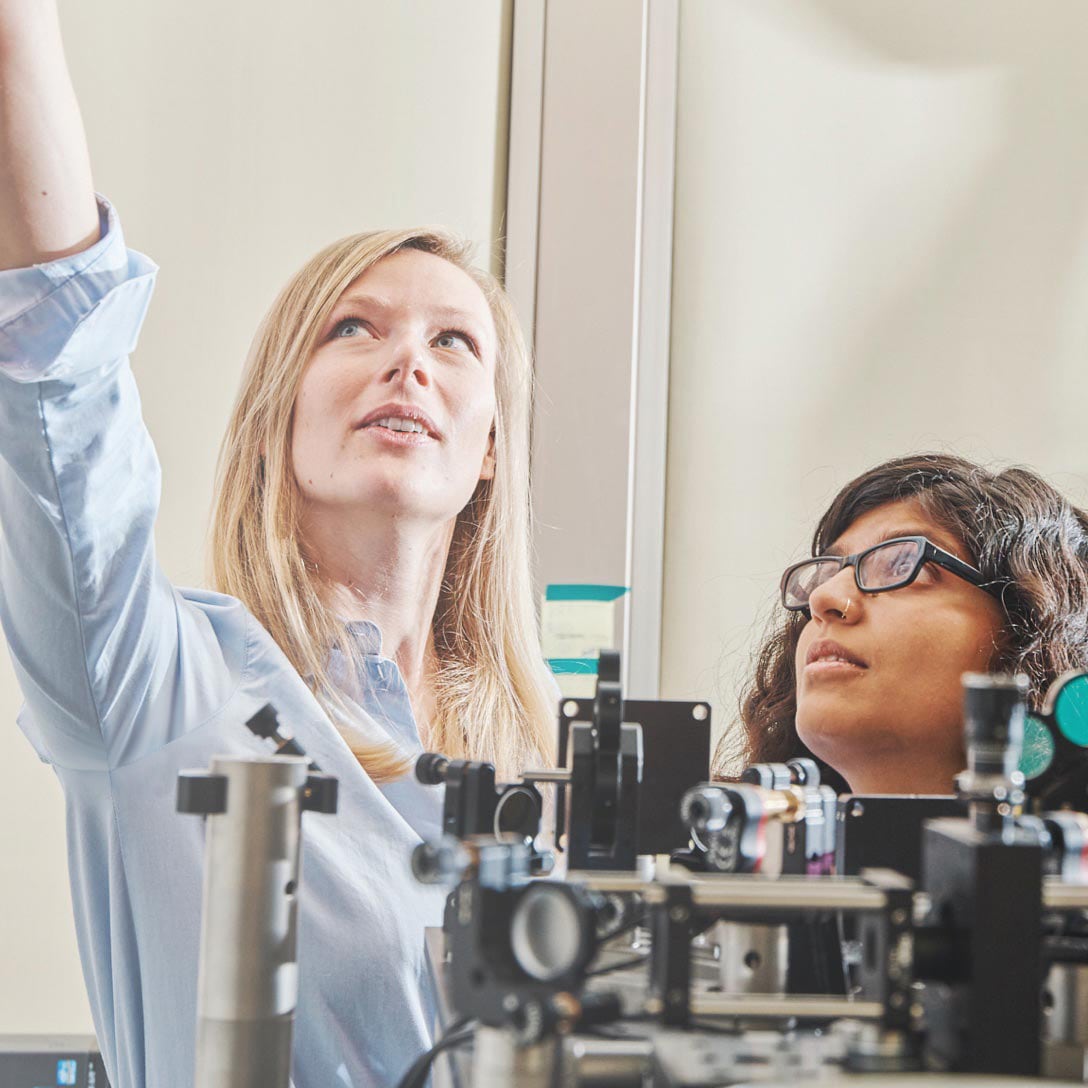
top-left (344, 619), bottom-right (383, 657)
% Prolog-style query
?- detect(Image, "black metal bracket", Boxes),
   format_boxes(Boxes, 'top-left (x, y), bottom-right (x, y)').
top-left (176, 771), bottom-right (228, 815)
top-left (649, 883), bottom-right (694, 1027)
top-left (302, 772), bottom-right (339, 814)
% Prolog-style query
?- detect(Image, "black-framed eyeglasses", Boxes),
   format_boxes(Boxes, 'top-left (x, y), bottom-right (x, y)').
top-left (780, 535), bottom-right (1000, 613)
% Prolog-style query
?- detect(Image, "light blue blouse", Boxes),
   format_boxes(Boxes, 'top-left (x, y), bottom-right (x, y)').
top-left (0, 199), bottom-right (448, 1088)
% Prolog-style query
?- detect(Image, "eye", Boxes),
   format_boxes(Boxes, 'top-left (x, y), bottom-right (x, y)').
top-left (857, 541), bottom-right (917, 589)
top-left (331, 317), bottom-right (374, 340)
top-left (890, 550), bottom-right (916, 577)
top-left (434, 330), bottom-right (476, 354)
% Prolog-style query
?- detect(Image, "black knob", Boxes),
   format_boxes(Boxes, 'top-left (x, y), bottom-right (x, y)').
top-left (681, 785), bottom-right (731, 833)
top-left (415, 752), bottom-right (450, 785)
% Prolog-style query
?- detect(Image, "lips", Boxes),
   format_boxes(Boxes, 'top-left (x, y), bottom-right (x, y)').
top-left (356, 402), bottom-right (441, 440)
top-left (805, 639), bottom-right (868, 669)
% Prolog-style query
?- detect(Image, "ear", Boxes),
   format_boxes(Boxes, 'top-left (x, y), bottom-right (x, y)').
top-left (478, 430), bottom-right (496, 482)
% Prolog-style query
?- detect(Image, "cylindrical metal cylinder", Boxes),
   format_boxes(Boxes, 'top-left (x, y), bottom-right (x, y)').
top-left (959, 673), bottom-right (1029, 833)
top-left (1044, 880), bottom-right (1088, 911)
top-left (1045, 963), bottom-right (1088, 1045)
top-left (717, 920), bottom-right (788, 994)
top-left (690, 993), bottom-right (884, 1020)
top-left (741, 762), bottom-right (792, 790)
top-left (192, 755), bottom-right (310, 1088)
top-left (681, 784), bottom-right (731, 835)
top-left (962, 672), bottom-right (1028, 780)
top-left (471, 1027), bottom-right (558, 1088)
top-left (562, 1036), bottom-right (654, 1086)
top-left (521, 767), bottom-right (573, 785)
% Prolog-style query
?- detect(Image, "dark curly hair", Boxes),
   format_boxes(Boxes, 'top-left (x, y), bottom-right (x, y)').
top-left (713, 453), bottom-right (1088, 782)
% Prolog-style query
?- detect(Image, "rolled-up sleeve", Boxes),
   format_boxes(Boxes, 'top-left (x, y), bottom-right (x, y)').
top-left (0, 199), bottom-right (156, 380)
top-left (0, 198), bottom-right (239, 770)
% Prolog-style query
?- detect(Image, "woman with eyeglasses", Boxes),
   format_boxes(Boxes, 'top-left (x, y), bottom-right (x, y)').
top-left (715, 453), bottom-right (1088, 794)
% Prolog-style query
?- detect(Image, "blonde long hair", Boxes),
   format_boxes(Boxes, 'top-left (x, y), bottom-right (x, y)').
top-left (209, 227), bottom-right (555, 781)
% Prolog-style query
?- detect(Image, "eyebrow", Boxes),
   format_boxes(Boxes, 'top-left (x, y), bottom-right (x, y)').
top-left (331, 292), bottom-right (389, 312)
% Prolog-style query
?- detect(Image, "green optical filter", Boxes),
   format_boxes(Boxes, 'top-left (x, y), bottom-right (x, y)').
top-left (1019, 714), bottom-right (1055, 780)
top-left (1053, 673), bottom-right (1088, 748)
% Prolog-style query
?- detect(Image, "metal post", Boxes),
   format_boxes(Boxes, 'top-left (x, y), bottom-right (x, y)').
top-left (716, 921), bottom-right (787, 995)
top-left (178, 754), bottom-right (335, 1088)
top-left (471, 1027), bottom-right (557, 1088)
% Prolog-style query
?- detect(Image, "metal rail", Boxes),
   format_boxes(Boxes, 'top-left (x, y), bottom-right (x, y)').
top-left (689, 994), bottom-right (885, 1021)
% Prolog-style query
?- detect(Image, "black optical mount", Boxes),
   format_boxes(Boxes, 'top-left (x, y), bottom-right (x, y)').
top-left (415, 751), bottom-right (544, 846)
top-left (413, 836), bottom-right (629, 1042)
top-left (564, 650), bottom-right (643, 871)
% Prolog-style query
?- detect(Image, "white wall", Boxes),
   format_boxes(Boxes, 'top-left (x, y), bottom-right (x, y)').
top-left (662, 1), bottom-right (1088, 746)
top-left (1, 0), bottom-right (512, 1035)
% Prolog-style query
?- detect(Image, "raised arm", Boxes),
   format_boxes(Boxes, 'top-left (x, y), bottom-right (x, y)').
top-left (0, 0), bottom-right (98, 268)
top-left (0, 6), bottom-right (244, 772)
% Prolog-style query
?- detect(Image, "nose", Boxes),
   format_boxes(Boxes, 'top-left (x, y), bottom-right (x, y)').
top-left (807, 565), bottom-right (861, 625)
top-left (382, 334), bottom-right (432, 389)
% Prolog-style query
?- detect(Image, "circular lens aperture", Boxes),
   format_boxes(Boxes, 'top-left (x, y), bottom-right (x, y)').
top-left (510, 885), bottom-right (592, 981)
top-left (1055, 674), bottom-right (1088, 748)
top-left (1019, 715), bottom-right (1055, 780)
top-left (494, 786), bottom-right (541, 843)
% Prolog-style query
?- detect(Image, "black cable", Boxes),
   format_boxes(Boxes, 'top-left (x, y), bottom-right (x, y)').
top-left (687, 1018), bottom-right (746, 1036)
top-left (395, 1022), bottom-right (475, 1088)
top-left (585, 953), bottom-right (648, 978)
top-left (576, 1013), bottom-right (655, 1039)
top-left (602, 909), bottom-right (648, 943)
top-left (397, 1029), bottom-right (473, 1088)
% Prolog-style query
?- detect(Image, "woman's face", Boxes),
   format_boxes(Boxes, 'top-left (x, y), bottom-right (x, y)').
top-left (794, 498), bottom-right (1006, 792)
top-left (291, 248), bottom-right (498, 529)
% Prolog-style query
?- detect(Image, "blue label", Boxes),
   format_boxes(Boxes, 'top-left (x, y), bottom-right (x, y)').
top-left (546, 657), bottom-right (600, 674)
top-left (57, 1059), bottom-right (78, 1086)
top-left (544, 584), bottom-right (628, 602)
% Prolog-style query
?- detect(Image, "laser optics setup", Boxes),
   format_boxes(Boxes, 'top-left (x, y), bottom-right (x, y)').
top-left (175, 651), bottom-right (1088, 1087)
top-left (409, 654), bottom-right (1088, 1088)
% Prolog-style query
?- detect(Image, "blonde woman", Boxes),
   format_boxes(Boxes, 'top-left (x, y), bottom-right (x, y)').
top-left (0, 4), bottom-right (554, 1087)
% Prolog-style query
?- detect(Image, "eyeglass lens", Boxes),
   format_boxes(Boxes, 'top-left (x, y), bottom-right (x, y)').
top-left (784, 558), bottom-right (841, 609)
top-left (856, 539), bottom-right (923, 590)
top-left (785, 539), bottom-right (924, 608)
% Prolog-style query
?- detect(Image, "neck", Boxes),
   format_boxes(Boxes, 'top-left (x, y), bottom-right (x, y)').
top-left (302, 506), bottom-right (456, 731)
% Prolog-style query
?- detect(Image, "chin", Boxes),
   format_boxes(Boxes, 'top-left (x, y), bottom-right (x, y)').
top-left (304, 467), bottom-right (483, 527)
top-left (795, 709), bottom-right (870, 769)
top-left (796, 690), bottom-right (865, 735)
top-left (340, 474), bottom-right (441, 513)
